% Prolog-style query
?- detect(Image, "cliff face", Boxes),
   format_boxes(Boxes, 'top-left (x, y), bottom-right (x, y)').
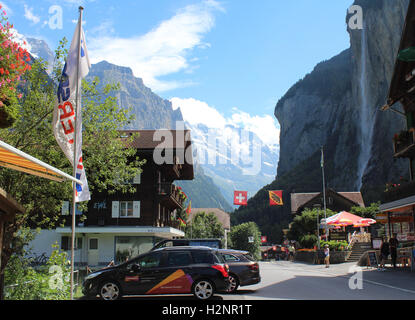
top-left (87, 61), bottom-right (183, 130)
top-left (275, 0), bottom-right (409, 199)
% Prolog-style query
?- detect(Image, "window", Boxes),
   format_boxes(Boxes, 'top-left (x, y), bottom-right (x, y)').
top-left (136, 252), bottom-right (162, 268)
top-left (120, 201), bottom-right (134, 217)
top-left (223, 254), bottom-right (239, 262)
top-left (192, 251), bottom-right (214, 264)
top-left (113, 201), bottom-right (140, 218)
top-left (167, 252), bottom-right (192, 267)
top-left (89, 238), bottom-right (98, 250)
top-left (61, 236), bottom-right (70, 251)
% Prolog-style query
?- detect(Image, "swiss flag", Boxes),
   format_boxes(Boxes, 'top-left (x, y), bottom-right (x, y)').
top-left (261, 236), bottom-right (267, 243)
top-left (234, 191), bottom-right (248, 206)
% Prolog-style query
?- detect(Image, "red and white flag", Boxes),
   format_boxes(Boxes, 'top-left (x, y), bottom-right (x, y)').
top-left (52, 19), bottom-right (91, 202)
top-left (234, 191), bottom-right (248, 206)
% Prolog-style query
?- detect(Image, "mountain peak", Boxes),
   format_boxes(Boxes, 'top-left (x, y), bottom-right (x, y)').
top-left (92, 60), bottom-right (134, 77)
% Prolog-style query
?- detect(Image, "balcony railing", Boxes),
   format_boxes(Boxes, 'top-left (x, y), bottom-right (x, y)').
top-left (381, 181), bottom-right (415, 204)
top-left (393, 129), bottom-right (415, 158)
top-left (158, 183), bottom-right (186, 208)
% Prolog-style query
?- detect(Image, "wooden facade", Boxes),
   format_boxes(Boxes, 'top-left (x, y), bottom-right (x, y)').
top-left (63, 130), bottom-right (194, 230)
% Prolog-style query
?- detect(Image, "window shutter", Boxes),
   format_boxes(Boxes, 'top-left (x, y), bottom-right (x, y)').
top-left (112, 201), bottom-right (120, 218)
top-left (133, 201), bottom-right (140, 218)
top-left (133, 173), bottom-right (141, 184)
top-left (62, 201), bottom-right (69, 216)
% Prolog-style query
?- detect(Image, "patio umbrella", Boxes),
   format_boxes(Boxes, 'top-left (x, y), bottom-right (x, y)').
top-left (326, 211), bottom-right (363, 226)
top-left (333, 218), bottom-right (353, 227)
top-left (356, 218), bottom-right (376, 225)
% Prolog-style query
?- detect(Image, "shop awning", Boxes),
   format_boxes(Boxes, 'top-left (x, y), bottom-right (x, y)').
top-left (0, 140), bottom-right (82, 185)
top-left (379, 195), bottom-right (415, 213)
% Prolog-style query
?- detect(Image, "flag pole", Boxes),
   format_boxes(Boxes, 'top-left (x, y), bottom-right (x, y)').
top-left (70, 6), bottom-right (84, 300)
top-left (321, 146), bottom-right (328, 243)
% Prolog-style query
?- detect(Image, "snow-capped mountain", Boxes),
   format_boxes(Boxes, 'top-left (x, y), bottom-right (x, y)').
top-left (185, 121), bottom-right (279, 207)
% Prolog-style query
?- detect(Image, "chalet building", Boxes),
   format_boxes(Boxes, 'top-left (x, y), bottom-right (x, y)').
top-left (30, 130), bottom-right (195, 266)
top-left (291, 189), bottom-right (365, 216)
top-left (379, 0), bottom-right (415, 245)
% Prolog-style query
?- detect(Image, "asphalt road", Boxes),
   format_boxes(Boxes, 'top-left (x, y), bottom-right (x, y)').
top-left (222, 261), bottom-right (415, 300)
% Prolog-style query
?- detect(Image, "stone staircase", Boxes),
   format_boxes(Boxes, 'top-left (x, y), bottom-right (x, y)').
top-left (346, 242), bottom-right (372, 262)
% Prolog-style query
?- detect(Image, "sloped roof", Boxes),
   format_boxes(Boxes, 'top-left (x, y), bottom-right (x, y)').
top-left (291, 190), bottom-right (365, 213)
top-left (189, 208), bottom-right (230, 230)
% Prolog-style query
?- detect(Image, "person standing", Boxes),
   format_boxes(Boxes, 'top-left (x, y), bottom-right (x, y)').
top-left (389, 234), bottom-right (399, 268)
top-left (379, 237), bottom-right (390, 271)
top-left (324, 245), bottom-right (330, 268)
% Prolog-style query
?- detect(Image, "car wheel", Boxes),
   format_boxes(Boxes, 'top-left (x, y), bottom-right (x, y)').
top-left (193, 279), bottom-right (215, 300)
top-left (99, 280), bottom-right (121, 300)
top-left (226, 274), bottom-right (240, 293)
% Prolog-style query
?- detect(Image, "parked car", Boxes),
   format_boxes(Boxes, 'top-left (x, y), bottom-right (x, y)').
top-left (218, 249), bottom-right (261, 293)
top-left (82, 246), bottom-right (229, 300)
top-left (151, 238), bottom-right (222, 251)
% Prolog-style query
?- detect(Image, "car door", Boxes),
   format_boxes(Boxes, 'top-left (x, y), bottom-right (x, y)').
top-left (146, 251), bottom-right (194, 294)
top-left (119, 251), bottom-right (165, 295)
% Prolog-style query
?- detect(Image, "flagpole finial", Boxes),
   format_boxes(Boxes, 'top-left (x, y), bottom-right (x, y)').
top-left (79, 6), bottom-right (84, 11)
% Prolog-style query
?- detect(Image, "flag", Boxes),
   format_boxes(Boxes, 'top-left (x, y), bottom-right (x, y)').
top-left (269, 191), bottom-right (283, 206)
top-left (186, 200), bottom-right (192, 215)
top-left (320, 148), bottom-right (324, 168)
top-left (261, 236), bottom-right (267, 243)
top-left (52, 19), bottom-right (91, 202)
top-left (234, 191), bottom-right (248, 206)
top-left (178, 217), bottom-right (187, 226)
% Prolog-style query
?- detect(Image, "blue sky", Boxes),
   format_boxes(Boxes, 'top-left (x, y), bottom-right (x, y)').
top-left (2, 0), bottom-right (353, 149)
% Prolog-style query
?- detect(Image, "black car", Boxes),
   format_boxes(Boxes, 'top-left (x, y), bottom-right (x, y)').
top-left (151, 238), bottom-right (222, 251)
top-left (218, 249), bottom-right (261, 293)
top-left (82, 246), bottom-right (229, 300)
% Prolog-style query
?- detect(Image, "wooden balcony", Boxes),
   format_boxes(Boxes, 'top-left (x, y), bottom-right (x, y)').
top-left (393, 129), bottom-right (415, 158)
top-left (381, 181), bottom-right (415, 204)
top-left (158, 183), bottom-right (186, 209)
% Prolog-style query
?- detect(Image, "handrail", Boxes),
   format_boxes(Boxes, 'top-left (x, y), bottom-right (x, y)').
top-left (347, 232), bottom-right (357, 250)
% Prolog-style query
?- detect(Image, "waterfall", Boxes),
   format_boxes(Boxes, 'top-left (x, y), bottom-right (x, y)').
top-left (356, 25), bottom-right (376, 190)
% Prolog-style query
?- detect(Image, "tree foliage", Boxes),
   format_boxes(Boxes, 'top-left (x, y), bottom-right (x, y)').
top-left (185, 211), bottom-right (224, 240)
top-left (229, 222), bottom-right (261, 260)
top-left (287, 208), bottom-right (336, 248)
top-left (0, 38), bottom-right (144, 296)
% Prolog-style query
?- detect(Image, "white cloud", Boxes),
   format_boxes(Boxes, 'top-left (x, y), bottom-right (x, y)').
top-left (170, 97), bottom-right (280, 151)
top-left (87, 0), bottom-right (223, 92)
top-left (24, 5), bottom-right (40, 24)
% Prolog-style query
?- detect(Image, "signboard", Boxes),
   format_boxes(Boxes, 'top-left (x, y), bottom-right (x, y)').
top-left (367, 251), bottom-right (378, 268)
top-left (330, 232), bottom-right (347, 241)
top-left (248, 236), bottom-right (254, 243)
top-left (372, 238), bottom-right (382, 250)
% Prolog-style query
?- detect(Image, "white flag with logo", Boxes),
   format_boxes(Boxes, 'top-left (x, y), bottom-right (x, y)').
top-left (52, 19), bottom-right (91, 202)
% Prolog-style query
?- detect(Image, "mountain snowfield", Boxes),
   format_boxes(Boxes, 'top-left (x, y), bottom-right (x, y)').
top-left (171, 97), bottom-right (279, 207)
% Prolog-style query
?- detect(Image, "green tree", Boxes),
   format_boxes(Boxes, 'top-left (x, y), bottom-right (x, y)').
top-left (230, 222), bottom-right (261, 260)
top-left (350, 202), bottom-right (380, 219)
top-left (0, 39), bottom-right (144, 298)
top-left (288, 208), bottom-right (336, 248)
top-left (185, 212), bottom-right (224, 240)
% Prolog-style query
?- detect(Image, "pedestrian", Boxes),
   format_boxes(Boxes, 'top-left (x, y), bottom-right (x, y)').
top-left (324, 244), bottom-right (330, 268)
top-left (379, 237), bottom-right (389, 271)
top-left (289, 245), bottom-right (295, 261)
top-left (389, 233), bottom-right (399, 268)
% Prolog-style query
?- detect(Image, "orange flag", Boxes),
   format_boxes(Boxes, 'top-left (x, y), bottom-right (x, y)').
top-left (269, 191), bottom-right (283, 206)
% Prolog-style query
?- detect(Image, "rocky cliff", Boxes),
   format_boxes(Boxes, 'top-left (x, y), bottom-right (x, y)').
top-left (275, 0), bottom-right (409, 200)
top-left (233, 0), bottom-right (411, 241)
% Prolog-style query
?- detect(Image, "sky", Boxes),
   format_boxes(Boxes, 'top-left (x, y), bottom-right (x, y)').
top-left (1, 0), bottom-right (354, 150)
